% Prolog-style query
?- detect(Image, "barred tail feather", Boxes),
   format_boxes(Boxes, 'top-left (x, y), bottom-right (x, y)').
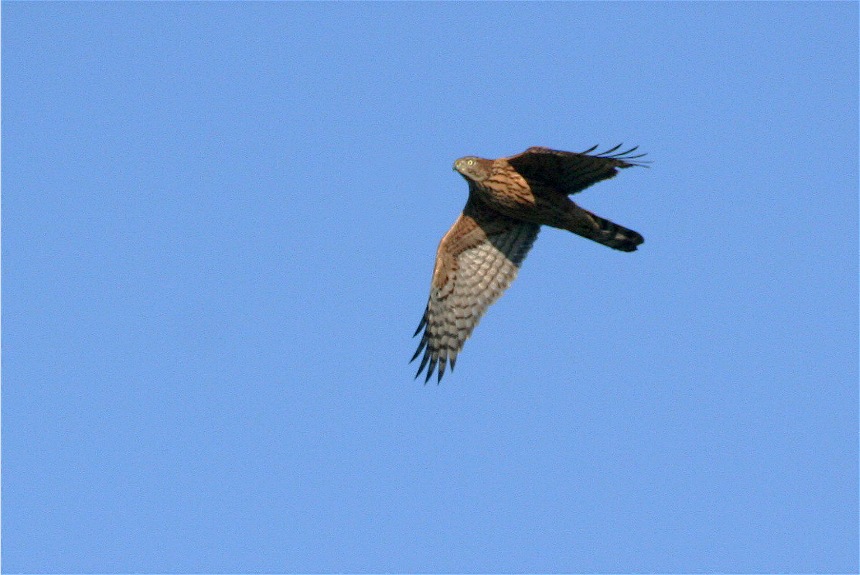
top-left (583, 212), bottom-right (644, 252)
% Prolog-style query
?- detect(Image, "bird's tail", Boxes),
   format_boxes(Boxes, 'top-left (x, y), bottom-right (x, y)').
top-left (575, 209), bottom-right (644, 252)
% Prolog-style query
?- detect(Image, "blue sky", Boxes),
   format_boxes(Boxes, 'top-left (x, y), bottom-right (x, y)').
top-left (2, 2), bottom-right (857, 572)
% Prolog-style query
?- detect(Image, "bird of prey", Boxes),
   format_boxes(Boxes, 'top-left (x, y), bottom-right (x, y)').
top-left (411, 144), bottom-right (647, 383)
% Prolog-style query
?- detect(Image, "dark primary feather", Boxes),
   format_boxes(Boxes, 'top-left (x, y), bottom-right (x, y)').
top-left (410, 306), bottom-right (441, 384)
top-left (590, 143), bottom-right (649, 161)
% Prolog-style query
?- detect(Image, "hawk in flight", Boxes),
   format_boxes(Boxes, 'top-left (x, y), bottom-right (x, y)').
top-left (411, 145), bottom-right (647, 383)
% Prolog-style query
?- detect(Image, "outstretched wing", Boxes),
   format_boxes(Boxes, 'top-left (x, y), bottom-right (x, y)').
top-left (505, 144), bottom-right (648, 195)
top-left (411, 198), bottom-right (540, 383)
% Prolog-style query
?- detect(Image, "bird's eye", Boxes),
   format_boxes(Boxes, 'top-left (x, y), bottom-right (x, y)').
top-left (467, 159), bottom-right (474, 166)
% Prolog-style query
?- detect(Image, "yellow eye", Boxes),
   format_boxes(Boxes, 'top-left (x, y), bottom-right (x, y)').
top-left (467, 159), bottom-right (474, 165)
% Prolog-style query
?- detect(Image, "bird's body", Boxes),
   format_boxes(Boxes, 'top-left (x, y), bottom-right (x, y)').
top-left (412, 145), bottom-right (647, 383)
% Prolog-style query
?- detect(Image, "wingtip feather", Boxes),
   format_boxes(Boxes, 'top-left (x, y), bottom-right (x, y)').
top-left (410, 336), bottom-right (427, 363)
top-left (413, 311), bottom-right (427, 337)
top-left (424, 357), bottom-right (437, 384)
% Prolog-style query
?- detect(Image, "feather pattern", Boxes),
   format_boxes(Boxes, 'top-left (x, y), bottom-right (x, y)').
top-left (412, 200), bottom-right (539, 383)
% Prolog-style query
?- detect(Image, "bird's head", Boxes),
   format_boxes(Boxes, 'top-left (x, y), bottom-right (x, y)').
top-left (454, 156), bottom-right (491, 182)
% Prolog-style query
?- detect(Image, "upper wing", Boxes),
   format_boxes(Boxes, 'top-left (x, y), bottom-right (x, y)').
top-left (505, 144), bottom-right (648, 195)
top-left (411, 198), bottom-right (540, 383)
